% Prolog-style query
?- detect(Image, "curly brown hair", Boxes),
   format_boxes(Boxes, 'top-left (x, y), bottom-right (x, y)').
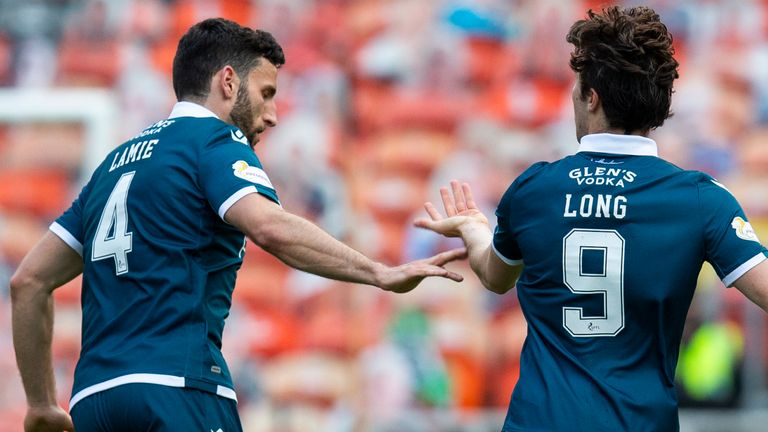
top-left (566, 6), bottom-right (679, 133)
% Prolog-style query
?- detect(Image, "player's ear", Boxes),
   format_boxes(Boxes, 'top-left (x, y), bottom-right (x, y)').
top-left (587, 88), bottom-right (600, 113)
top-left (218, 65), bottom-right (239, 101)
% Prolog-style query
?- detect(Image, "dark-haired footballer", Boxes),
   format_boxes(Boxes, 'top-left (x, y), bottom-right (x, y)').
top-left (11, 18), bottom-right (466, 432)
top-left (416, 6), bottom-right (768, 432)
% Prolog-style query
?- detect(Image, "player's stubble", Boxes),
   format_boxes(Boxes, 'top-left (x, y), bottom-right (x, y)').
top-left (229, 79), bottom-right (260, 148)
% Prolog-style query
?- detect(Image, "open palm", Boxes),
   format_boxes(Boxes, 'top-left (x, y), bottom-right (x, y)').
top-left (414, 180), bottom-right (489, 238)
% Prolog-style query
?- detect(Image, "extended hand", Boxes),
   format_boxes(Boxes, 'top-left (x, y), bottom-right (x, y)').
top-left (414, 180), bottom-right (489, 238)
top-left (24, 405), bottom-right (74, 432)
top-left (378, 247), bottom-right (467, 293)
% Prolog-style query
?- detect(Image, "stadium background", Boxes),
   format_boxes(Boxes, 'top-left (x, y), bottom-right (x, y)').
top-left (0, 0), bottom-right (767, 430)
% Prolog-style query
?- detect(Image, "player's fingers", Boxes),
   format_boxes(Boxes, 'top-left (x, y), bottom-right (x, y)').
top-left (440, 187), bottom-right (457, 216)
top-left (424, 202), bottom-right (442, 221)
top-left (462, 183), bottom-right (478, 209)
top-left (413, 218), bottom-right (458, 237)
top-left (414, 265), bottom-right (464, 282)
top-left (434, 267), bottom-right (464, 282)
top-left (451, 180), bottom-right (467, 212)
top-left (426, 247), bottom-right (468, 266)
top-left (413, 218), bottom-right (435, 230)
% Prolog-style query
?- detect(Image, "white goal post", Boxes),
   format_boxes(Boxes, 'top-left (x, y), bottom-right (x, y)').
top-left (0, 88), bottom-right (118, 180)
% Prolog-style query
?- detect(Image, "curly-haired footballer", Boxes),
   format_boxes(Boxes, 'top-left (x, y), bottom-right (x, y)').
top-left (417, 6), bottom-right (768, 431)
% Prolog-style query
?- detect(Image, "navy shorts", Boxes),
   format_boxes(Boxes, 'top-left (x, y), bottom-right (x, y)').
top-left (70, 383), bottom-right (242, 432)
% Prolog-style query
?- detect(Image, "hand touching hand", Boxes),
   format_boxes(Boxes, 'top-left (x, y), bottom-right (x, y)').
top-left (377, 247), bottom-right (467, 293)
top-left (414, 180), bottom-right (490, 238)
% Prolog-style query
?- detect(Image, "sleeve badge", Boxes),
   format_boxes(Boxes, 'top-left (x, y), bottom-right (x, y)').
top-left (731, 216), bottom-right (760, 242)
top-left (232, 160), bottom-right (274, 189)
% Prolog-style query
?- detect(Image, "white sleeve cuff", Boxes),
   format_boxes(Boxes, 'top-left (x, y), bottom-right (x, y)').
top-left (49, 222), bottom-right (83, 256)
top-left (217, 186), bottom-right (258, 220)
top-left (723, 252), bottom-right (766, 287)
top-left (492, 242), bottom-right (523, 266)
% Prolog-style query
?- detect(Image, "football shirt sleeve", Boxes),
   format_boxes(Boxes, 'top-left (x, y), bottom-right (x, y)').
top-left (492, 184), bottom-right (523, 266)
top-left (699, 176), bottom-right (767, 286)
top-left (199, 125), bottom-right (280, 221)
top-left (50, 180), bottom-right (93, 256)
top-left (491, 162), bottom-right (548, 266)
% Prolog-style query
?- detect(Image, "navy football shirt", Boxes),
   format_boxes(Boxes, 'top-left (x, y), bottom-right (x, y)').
top-left (492, 133), bottom-right (767, 432)
top-left (50, 102), bottom-right (280, 408)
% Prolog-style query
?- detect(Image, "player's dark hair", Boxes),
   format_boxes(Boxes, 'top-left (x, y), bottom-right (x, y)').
top-left (566, 6), bottom-right (679, 133)
top-left (172, 18), bottom-right (285, 101)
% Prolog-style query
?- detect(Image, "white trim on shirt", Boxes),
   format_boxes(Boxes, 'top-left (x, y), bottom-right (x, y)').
top-left (723, 252), bottom-right (766, 287)
top-left (49, 222), bottom-right (83, 256)
top-left (69, 373), bottom-right (238, 409)
top-left (218, 186), bottom-right (258, 220)
top-left (492, 242), bottom-right (523, 266)
top-left (168, 101), bottom-right (219, 119)
top-left (578, 133), bottom-right (658, 157)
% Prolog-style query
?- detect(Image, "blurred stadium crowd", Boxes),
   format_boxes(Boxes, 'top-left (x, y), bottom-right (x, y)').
top-left (0, 0), bottom-right (767, 430)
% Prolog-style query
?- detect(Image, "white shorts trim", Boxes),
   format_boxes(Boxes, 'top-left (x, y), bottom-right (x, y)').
top-left (492, 242), bottom-right (523, 266)
top-left (69, 373), bottom-right (237, 408)
top-left (723, 252), bottom-right (767, 287)
top-left (216, 385), bottom-right (237, 400)
top-left (217, 186), bottom-right (257, 220)
top-left (49, 222), bottom-right (83, 256)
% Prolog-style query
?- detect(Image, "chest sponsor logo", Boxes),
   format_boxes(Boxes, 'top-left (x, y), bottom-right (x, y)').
top-left (232, 160), bottom-right (274, 189)
top-left (731, 217), bottom-right (760, 242)
top-left (130, 119), bottom-right (175, 140)
top-left (569, 167), bottom-right (636, 188)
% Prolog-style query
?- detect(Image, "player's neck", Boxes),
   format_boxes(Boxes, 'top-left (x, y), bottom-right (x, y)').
top-left (179, 97), bottom-right (231, 122)
top-left (601, 126), bottom-right (649, 138)
top-left (587, 114), bottom-right (649, 138)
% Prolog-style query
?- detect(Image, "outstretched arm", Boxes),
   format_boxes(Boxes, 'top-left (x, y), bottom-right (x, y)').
top-left (733, 259), bottom-right (768, 313)
top-left (11, 231), bottom-right (80, 432)
top-left (414, 181), bottom-right (521, 294)
top-left (225, 192), bottom-right (466, 293)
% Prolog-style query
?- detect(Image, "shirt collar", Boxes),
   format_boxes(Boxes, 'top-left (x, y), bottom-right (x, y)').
top-left (578, 133), bottom-right (658, 157)
top-left (168, 101), bottom-right (219, 119)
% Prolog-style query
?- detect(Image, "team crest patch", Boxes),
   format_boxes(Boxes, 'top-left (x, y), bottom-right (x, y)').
top-left (232, 160), bottom-right (274, 189)
top-left (731, 216), bottom-right (760, 242)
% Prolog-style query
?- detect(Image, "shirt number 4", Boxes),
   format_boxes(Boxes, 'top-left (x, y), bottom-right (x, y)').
top-left (91, 171), bottom-right (135, 275)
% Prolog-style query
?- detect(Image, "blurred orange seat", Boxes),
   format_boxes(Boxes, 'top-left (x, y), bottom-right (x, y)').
top-left (466, 36), bottom-right (506, 84)
top-left (234, 245), bottom-right (290, 310)
top-left (364, 129), bottom-right (455, 176)
top-left (243, 307), bottom-right (299, 358)
top-left (382, 90), bottom-right (467, 132)
top-left (57, 37), bottom-right (121, 86)
top-left (443, 350), bottom-right (485, 408)
top-left (170, 0), bottom-right (253, 39)
top-left (54, 275), bottom-right (82, 305)
top-left (0, 168), bottom-right (70, 218)
top-left (481, 77), bottom-right (570, 127)
top-left (362, 175), bottom-right (426, 223)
